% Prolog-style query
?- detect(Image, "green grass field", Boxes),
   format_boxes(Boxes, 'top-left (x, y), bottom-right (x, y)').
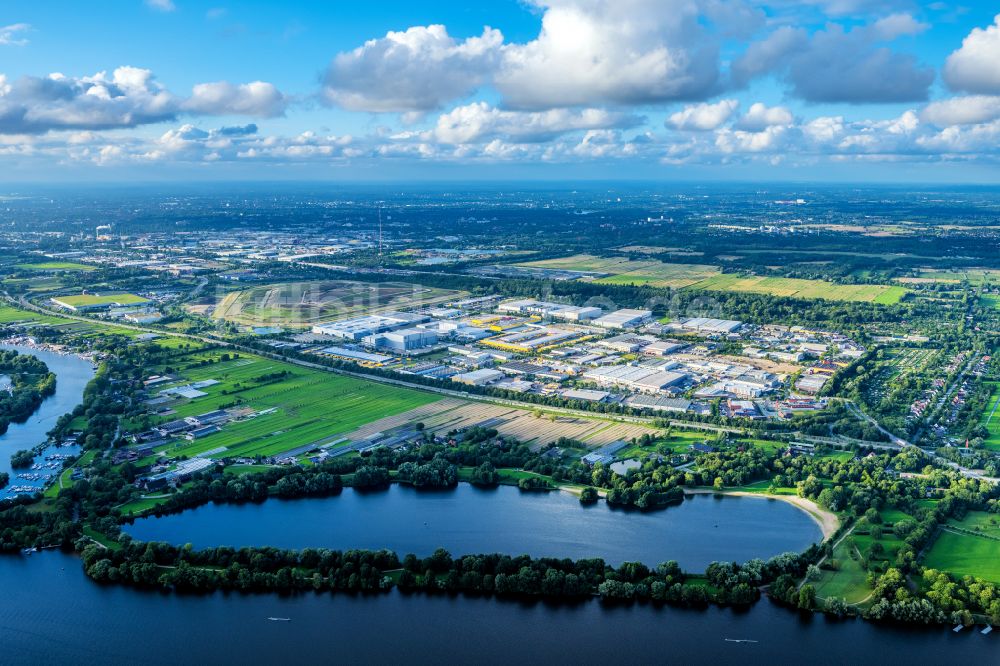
top-left (687, 274), bottom-right (908, 304)
top-left (53, 293), bottom-right (149, 308)
top-left (0, 303), bottom-right (69, 325)
top-left (924, 522), bottom-right (1000, 583)
top-left (146, 350), bottom-right (440, 461)
top-left (16, 261), bottom-right (95, 272)
top-left (514, 254), bottom-right (907, 303)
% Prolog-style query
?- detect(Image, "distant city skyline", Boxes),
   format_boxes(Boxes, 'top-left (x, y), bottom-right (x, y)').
top-left (3, 1), bottom-right (1000, 181)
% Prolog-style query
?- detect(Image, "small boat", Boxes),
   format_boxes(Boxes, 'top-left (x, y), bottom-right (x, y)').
top-left (267, 617), bottom-right (291, 622)
top-left (982, 626), bottom-right (993, 635)
top-left (724, 639), bottom-right (758, 644)
top-left (953, 625), bottom-right (965, 633)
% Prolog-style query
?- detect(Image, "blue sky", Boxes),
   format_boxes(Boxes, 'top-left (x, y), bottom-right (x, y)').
top-left (2, 1), bottom-right (1000, 181)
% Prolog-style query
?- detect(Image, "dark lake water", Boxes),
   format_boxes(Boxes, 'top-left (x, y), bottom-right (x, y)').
top-left (126, 484), bottom-right (824, 569)
top-left (0, 551), bottom-right (994, 665)
top-left (0, 344), bottom-right (94, 499)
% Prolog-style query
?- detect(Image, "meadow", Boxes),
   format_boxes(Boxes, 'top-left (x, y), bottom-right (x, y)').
top-left (516, 254), bottom-right (908, 303)
top-left (687, 274), bottom-right (908, 304)
top-left (144, 349), bottom-right (440, 461)
top-left (923, 514), bottom-right (1000, 583)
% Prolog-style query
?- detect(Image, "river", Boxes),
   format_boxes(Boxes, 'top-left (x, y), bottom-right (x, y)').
top-left (0, 344), bottom-right (94, 499)
top-left (0, 551), bottom-right (994, 665)
top-left (125, 484), bottom-right (823, 569)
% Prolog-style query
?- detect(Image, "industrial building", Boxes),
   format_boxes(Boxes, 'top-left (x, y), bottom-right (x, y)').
top-left (592, 309), bottom-right (653, 329)
top-left (311, 311), bottom-right (429, 340)
top-left (482, 325), bottom-right (581, 353)
top-left (598, 334), bottom-right (657, 353)
top-left (561, 388), bottom-right (612, 403)
top-left (623, 395), bottom-right (692, 413)
top-left (677, 317), bottom-right (744, 334)
top-left (318, 346), bottom-right (394, 365)
top-left (582, 365), bottom-right (687, 393)
top-left (366, 327), bottom-right (439, 352)
top-left (497, 299), bottom-right (602, 321)
top-left (581, 440), bottom-right (629, 466)
top-left (451, 368), bottom-right (505, 386)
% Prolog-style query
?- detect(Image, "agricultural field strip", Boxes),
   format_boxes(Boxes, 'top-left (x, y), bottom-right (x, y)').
top-left (514, 254), bottom-right (907, 303)
top-left (338, 398), bottom-right (662, 450)
top-left (146, 352), bottom-right (439, 460)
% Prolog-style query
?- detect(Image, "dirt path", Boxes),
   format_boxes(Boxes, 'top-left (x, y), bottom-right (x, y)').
top-left (685, 488), bottom-right (840, 540)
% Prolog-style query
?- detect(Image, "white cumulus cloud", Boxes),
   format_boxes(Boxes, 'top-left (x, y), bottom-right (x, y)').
top-left (922, 96), bottom-right (1000, 127)
top-left (735, 103), bottom-right (794, 131)
top-left (667, 99), bottom-right (738, 131)
top-left (184, 81), bottom-right (287, 117)
top-left (0, 67), bottom-right (288, 134)
top-left (495, 0), bottom-right (719, 109)
top-left (944, 14), bottom-right (1000, 94)
top-left (322, 25), bottom-right (503, 112)
top-left (428, 101), bottom-right (643, 144)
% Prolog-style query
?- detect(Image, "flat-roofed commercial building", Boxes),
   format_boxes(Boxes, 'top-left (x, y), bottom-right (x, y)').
top-left (311, 311), bottom-right (429, 341)
top-left (593, 309), bottom-right (653, 329)
top-left (452, 368), bottom-right (505, 386)
top-left (367, 327), bottom-right (439, 352)
top-left (583, 365), bottom-right (687, 393)
top-left (497, 299), bottom-right (602, 321)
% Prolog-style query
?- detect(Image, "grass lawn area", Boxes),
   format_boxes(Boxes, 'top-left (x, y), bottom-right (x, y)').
top-left (53, 292), bottom-right (149, 308)
top-left (83, 526), bottom-right (122, 551)
top-left (813, 542), bottom-right (872, 605)
top-left (119, 494), bottom-right (176, 516)
top-left (16, 261), bottom-right (95, 272)
top-left (43, 468), bottom-right (75, 499)
top-left (923, 528), bottom-right (1000, 583)
top-left (948, 512), bottom-right (1000, 539)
